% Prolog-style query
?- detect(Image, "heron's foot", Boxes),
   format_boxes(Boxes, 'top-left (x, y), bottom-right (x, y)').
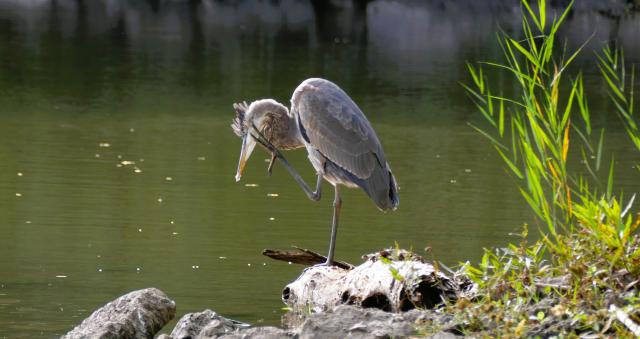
top-left (314, 260), bottom-right (336, 267)
top-left (301, 262), bottom-right (332, 273)
top-left (250, 124), bottom-right (277, 153)
top-left (250, 123), bottom-right (285, 161)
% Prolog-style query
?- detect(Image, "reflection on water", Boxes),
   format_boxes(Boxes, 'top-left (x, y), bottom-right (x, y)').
top-left (0, 1), bottom-right (639, 337)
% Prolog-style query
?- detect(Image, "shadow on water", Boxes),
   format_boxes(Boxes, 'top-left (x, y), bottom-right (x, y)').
top-left (0, 0), bottom-right (639, 337)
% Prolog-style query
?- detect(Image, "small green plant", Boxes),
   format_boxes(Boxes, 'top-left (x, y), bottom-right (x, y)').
top-left (379, 255), bottom-right (406, 282)
top-left (378, 244), bottom-right (418, 282)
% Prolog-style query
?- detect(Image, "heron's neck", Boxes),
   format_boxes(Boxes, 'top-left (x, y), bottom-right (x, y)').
top-left (280, 113), bottom-right (305, 150)
top-left (262, 111), bottom-right (304, 150)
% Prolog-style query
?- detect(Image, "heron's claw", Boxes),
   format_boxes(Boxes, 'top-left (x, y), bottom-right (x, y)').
top-left (249, 124), bottom-right (286, 178)
top-left (250, 123), bottom-right (284, 160)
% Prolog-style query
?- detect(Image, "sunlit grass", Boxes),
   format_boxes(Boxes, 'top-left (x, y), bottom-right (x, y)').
top-left (435, 0), bottom-right (640, 336)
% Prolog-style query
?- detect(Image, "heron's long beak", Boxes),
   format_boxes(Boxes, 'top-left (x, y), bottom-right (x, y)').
top-left (235, 134), bottom-right (257, 182)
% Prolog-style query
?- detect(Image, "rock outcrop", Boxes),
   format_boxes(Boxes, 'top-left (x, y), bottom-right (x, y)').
top-left (63, 248), bottom-right (471, 339)
top-left (167, 309), bottom-right (291, 339)
top-left (161, 305), bottom-right (461, 339)
top-left (62, 288), bottom-right (176, 339)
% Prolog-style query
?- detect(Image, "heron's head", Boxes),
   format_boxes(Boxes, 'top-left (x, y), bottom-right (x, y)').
top-left (232, 99), bottom-right (289, 182)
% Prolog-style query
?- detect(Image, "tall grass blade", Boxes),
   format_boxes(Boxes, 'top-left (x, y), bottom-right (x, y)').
top-left (499, 99), bottom-right (505, 137)
top-left (562, 121), bottom-right (570, 162)
top-left (538, 0), bottom-right (546, 30)
top-left (496, 146), bottom-right (524, 179)
top-left (596, 129), bottom-right (605, 172)
top-left (521, 0), bottom-right (542, 31)
top-left (468, 123), bottom-right (508, 150)
top-left (607, 157), bottom-right (615, 200)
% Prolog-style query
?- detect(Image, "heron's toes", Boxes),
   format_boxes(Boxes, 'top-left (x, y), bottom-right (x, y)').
top-left (315, 260), bottom-right (335, 267)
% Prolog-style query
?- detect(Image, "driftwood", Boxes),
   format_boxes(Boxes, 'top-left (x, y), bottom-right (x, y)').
top-left (262, 246), bottom-right (353, 270)
top-left (263, 247), bottom-right (474, 314)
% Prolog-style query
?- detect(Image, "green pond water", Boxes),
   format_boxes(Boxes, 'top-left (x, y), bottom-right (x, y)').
top-left (0, 1), bottom-right (639, 337)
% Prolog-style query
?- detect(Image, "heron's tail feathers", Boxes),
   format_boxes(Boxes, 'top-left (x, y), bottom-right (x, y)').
top-left (231, 101), bottom-right (249, 137)
top-left (388, 169), bottom-right (399, 211)
top-left (363, 162), bottom-right (399, 212)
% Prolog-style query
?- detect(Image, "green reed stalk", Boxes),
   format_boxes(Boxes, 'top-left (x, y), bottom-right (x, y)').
top-left (464, 0), bottom-right (601, 238)
top-left (456, 1), bottom-right (640, 335)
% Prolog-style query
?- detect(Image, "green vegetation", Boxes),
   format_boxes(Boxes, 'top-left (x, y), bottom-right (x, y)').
top-left (435, 0), bottom-right (640, 336)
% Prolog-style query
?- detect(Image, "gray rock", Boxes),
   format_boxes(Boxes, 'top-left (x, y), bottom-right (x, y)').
top-left (169, 310), bottom-right (292, 339)
top-left (296, 305), bottom-right (415, 339)
top-left (166, 305), bottom-right (457, 339)
top-left (62, 287), bottom-right (176, 339)
top-left (427, 332), bottom-right (461, 339)
top-left (218, 326), bottom-right (292, 339)
top-left (170, 309), bottom-right (255, 339)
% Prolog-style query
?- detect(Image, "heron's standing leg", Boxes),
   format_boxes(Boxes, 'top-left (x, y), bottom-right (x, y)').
top-left (326, 185), bottom-right (342, 265)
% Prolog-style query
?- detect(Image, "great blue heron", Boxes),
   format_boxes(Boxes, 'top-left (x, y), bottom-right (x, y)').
top-left (232, 78), bottom-right (399, 265)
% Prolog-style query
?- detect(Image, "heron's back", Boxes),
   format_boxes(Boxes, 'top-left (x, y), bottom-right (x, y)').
top-left (291, 78), bottom-right (399, 211)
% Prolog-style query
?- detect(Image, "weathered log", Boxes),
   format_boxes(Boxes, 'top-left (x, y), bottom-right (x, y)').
top-left (262, 246), bottom-right (353, 270)
top-left (270, 248), bottom-right (473, 314)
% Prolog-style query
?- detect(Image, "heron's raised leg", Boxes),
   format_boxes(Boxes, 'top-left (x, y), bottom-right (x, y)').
top-left (251, 125), bottom-right (322, 201)
top-left (275, 158), bottom-right (322, 201)
top-left (326, 185), bottom-right (342, 265)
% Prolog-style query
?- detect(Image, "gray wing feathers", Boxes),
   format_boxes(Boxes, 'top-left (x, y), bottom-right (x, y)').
top-left (292, 78), bottom-right (398, 211)
top-left (293, 80), bottom-right (384, 180)
top-left (365, 162), bottom-right (395, 210)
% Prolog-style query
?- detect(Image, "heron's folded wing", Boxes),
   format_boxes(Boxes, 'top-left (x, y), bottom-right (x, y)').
top-left (293, 80), bottom-right (385, 180)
